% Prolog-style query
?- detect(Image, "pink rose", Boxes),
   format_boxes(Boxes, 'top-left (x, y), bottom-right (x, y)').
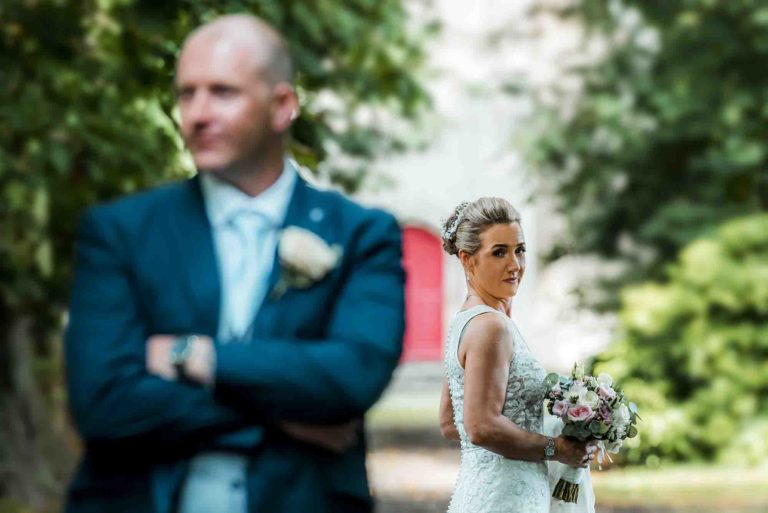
top-left (597, 385), bottom-right (616, 400)
top-left (552, 400), bottom-right (569, 418)
top-left (567, 404), bottom-right (595, 422)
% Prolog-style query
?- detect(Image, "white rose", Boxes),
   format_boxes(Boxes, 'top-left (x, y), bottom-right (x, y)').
top-left (279, 227), bottom-right (341, 282)
top-left (616, 404), bottom-right (630, 422)
top-left (582, 390), bottom-right (600, 409)
top-left (597, 373), bottom-right (613, 388)
top-left (613, 404), bottom-right (631, 434)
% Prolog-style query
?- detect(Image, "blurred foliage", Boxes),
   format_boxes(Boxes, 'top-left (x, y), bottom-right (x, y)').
top-left (0, 0), bottom-right (432, 319)
top-left (524, 0), bottom-right (768, 291)
top-left (523, 0), bottom-right (768, 467)
top-left (0, 0), bottom-right (431, 508)
top-left (593, 214), bottom-right (768, 465)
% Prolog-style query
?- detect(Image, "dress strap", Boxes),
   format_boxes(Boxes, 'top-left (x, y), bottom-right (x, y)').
top-left (449, 305), bottom-right (505, 370)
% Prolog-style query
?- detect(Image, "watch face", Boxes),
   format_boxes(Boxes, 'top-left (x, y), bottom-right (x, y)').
top-left (545, 438), bottom-right (556, 458)
top-left (170, 337), bottom-right (192, 365)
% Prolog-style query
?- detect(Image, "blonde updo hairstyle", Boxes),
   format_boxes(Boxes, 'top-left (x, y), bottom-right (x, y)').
top-left (441, 198), bottom-right (521, 257)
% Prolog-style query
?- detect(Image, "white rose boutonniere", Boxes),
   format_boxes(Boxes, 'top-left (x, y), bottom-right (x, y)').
top-left (271, 226), bottom-right (342, 299)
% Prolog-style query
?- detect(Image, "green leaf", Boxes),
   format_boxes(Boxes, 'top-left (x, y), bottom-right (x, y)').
top-left (545, 372), bottom-right (561, 389)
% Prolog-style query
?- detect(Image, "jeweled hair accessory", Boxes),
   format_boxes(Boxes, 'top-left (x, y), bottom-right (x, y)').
top-left (440, 201), bottom-right (471, 240)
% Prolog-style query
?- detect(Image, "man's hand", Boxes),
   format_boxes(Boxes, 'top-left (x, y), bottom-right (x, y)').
top-left (279, 420), bottom-right (361, 454)
top-left (146, 334), bottom-right (215, 386)
top-left (146, 335), bottom-right (177, 380)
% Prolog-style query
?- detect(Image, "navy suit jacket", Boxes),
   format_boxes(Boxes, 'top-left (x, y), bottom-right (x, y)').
top-left (64, 174), bottom-right (405, 513)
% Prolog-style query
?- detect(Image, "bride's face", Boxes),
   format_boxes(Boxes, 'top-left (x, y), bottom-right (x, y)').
top-left (462, 222), bottom-right (526, 299)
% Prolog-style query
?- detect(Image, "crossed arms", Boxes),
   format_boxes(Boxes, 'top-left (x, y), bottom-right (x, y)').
top-left (65, 207), bottom-right (405, 449)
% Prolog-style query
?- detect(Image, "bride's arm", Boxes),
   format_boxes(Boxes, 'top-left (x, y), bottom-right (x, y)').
top-left (461, 314), bottom-right (587, 466)
top-left (439, 380), bottom-right (460, 441)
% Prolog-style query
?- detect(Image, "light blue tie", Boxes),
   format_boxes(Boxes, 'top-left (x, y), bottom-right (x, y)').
top-left (221, 208), bottom-right (274, 341)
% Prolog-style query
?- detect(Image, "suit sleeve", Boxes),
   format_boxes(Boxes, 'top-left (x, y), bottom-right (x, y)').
top-left (65, 209), bottom-right (250, 445)
top-left (213, 211), bottom-right (406, 423)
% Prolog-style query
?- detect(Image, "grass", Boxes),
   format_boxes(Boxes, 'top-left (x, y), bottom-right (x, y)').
top-left (0, 499), bottom-right (58, 513)
top-left (367, 390), bottom-right (441, 429)
top-left (591, 464), bottom-right (768, 511)
top-left (368, 388), bottom-right (768, 511)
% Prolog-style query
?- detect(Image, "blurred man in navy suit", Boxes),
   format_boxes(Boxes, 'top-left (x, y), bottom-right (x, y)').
top-left (64, 14), bottom-right (405, 513)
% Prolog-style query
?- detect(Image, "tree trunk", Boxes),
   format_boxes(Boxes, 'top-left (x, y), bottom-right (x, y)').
top-left (0, 309), bottom-right (78, 511)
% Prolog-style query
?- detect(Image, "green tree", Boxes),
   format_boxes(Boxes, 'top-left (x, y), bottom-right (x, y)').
top-left (593, 214), bottom-right (768, 465)
top-left (521, 0), bottom-right (768, 467)
top-left (524, 0), bottom-right (768, 287)
top-left (0, 0), bottom-right (430, 509)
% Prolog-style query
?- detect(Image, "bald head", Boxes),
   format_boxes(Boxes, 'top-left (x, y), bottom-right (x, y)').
top-left (175, 14), bottom-right (300, 181)
top-left (180, 14), bottom-right (293, 85)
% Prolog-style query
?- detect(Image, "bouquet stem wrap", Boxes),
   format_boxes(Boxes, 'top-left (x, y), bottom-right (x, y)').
top-left (543, 414), bottom-right (596, 512)
top-left (552, 465), bottom-right (584, 503)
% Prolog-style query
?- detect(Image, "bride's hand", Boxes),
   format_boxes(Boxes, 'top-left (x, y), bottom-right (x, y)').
top-left (554, 436), bottom-right (594, 468)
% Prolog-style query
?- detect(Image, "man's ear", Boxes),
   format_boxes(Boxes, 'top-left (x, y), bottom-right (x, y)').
top-left (271, 83), bottom-right (299, 133)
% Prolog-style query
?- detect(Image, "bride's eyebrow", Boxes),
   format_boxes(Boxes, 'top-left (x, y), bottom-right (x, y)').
top-left (490, 241), bottom-right (525, 247)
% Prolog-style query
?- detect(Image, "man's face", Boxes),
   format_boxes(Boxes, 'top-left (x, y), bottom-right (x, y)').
top-left (176, 36), bottom-right (275, 173)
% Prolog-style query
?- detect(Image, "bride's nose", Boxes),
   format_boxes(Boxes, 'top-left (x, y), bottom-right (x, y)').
top-left (508, 255), bottom-right (521, 272)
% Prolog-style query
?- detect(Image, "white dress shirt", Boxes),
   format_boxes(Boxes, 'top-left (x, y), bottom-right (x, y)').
top-left (199, 158), bottom-right (297, 341)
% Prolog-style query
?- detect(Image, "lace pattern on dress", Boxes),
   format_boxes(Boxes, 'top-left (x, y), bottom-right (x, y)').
top-left (444, 305), bottom-right (550, 513)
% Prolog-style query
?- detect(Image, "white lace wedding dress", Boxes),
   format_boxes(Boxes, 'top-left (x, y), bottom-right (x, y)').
top-left (444, 304), bottom-right (551, 513)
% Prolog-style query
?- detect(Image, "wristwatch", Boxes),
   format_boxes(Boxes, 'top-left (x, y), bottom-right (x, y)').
top-left (169, 335), bottom-right (198, 379)
top-left (543, 436), bottom-right (556, 460)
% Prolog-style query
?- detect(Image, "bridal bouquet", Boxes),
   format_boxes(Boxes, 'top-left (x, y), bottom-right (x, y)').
top-left (544, 363), bottom-right (639, 503)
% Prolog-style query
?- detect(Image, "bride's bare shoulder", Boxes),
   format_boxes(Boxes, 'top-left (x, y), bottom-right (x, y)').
top-left (462, 311), bottom-right (511, 349)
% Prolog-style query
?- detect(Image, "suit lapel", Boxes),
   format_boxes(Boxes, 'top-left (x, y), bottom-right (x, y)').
top-left (250, 176), bottom-right (331, 337)
top-left (169, 175), bottom-right (221, 338)
top-left (168, 172), bottom-right (331, 341)
top-left (264, 175), bottom-right (309, 297)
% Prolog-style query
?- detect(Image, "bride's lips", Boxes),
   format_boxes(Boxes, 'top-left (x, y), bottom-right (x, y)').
top-left (503, 277), bottom-right (519, 284)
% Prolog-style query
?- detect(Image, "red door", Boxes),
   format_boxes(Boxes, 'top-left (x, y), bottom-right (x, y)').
top-left (401, 226), bottom-right (443, 361)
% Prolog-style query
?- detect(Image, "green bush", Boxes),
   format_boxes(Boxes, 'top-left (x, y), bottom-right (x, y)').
top-left (593, 214), bottom-right (768, 465)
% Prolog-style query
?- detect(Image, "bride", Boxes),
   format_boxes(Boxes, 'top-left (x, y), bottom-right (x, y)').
top-left (438, 198), bottom-right (595, 513)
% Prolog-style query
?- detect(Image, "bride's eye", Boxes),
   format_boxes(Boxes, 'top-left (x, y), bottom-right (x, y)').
top-left (515, 246), bottom-right (527, 255)
top-left (493, 248), bottom-right (507, 257)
